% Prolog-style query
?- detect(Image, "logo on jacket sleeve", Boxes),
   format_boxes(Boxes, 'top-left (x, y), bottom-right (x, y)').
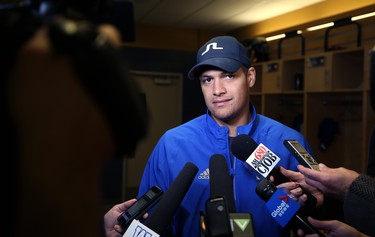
top-left (198, 168), bottom-right (210, 179)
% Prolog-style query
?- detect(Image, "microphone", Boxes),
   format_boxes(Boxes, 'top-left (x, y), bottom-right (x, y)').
top-left (230, 134), bottom-right (283, 181)
top-left (230, 135), bottom-right (316, 200)
top-left (256, 179), bottom-right (325, 237)
top-left (205, 196), bottom-right (232, 237)
top-left (209, 154), bottom-right (236, 213)
top-left (205, 154), bottom-right (255, 237)
top-left (206, 154), bottom-right (234, 237)
top-left (230, 134), bottom-right (320, 235)
top-left (123, 162), bottom-right (198, 237)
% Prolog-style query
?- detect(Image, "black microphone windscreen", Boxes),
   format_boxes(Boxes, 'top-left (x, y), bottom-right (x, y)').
top-left (144, 162), bottom-right (198, 234)
top-left (209, 154), bottom-right (236, 213)
top-left (230, 134), bottom-right (258, 161)
top-left (255, 178), bottom-right (277, 201)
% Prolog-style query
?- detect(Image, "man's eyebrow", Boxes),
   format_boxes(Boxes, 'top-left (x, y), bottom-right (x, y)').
top-left (199, 74), bottom-right (212, 79)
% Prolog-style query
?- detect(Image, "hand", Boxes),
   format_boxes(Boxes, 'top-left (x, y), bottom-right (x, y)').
top-left (298, 164), bottom-right (359, 200)
top-left (97, 24), bottom-right (122, 47)
top-left (297, 217), bottom-right (369, 237)
top-left (103, 199), bottom-right (142, 237)
top-left (277, 166), bottom-right (324, 207)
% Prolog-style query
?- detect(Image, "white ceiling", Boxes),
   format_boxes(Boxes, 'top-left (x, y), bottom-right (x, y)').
top-left (133, 0), bottom-right (325, 32)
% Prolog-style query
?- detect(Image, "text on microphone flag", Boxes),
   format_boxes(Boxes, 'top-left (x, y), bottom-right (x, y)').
top-left (246, 143), bottom-right (281, 178)
top-left (265, 189), bottom-right (300, 227)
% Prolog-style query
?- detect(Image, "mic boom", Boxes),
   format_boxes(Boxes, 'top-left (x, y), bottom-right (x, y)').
top-left (209, 154), bottom-right (236, 213)
top-left (144, 162), bottom-right (198, 234)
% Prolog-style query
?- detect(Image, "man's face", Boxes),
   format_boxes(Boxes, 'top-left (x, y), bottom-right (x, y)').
top-left (199, 67), bottom-right (255, 125)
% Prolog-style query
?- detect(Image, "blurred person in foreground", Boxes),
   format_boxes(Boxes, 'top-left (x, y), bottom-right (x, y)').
top-left (0, 1), bottom-right (147, 237)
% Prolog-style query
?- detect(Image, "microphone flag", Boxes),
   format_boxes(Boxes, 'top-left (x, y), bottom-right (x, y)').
top-left (265, 188), bottom-right (300, 227)
top-left (246, 143), bottom-right (281, 178)
top-left (123, 219), bottom-right (159, 237)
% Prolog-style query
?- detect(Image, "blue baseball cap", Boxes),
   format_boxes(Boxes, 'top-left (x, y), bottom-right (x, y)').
top-left (188, 36), bottom-right (251, 80)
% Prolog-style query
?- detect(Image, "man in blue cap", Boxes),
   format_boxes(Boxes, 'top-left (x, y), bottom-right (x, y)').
top-left (136, 35), bottom-right (315, 237)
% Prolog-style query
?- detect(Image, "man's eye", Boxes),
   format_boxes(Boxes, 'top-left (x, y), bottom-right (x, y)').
top-left (201, 78), bottom-right (212, 83)
top-left (225, 74), bottom-right (234, 79)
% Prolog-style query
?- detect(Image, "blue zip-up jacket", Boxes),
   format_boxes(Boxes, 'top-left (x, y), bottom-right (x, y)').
top-left (137, 104), bottom-right (313, 237)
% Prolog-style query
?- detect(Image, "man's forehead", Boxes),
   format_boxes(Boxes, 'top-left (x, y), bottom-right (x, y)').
top-left (199, 67), bottom-right (242, 78)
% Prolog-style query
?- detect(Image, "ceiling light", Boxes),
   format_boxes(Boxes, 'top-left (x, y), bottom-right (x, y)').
top-left (307, 11), bottom-right (375, 32)
top-left (351, 12), bottom-right (375, 21)
top-left (266, 30), bottom-right (303, 42)
top-left (266, 34), bottom-right (286, 42)
top-left (307, 22), bottom-right (334, 31)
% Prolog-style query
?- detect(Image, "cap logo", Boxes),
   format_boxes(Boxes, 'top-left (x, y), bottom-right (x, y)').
top-left (201, 42), bottom-right (223, 56)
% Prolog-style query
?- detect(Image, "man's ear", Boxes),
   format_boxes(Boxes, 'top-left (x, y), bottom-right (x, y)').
top-left (248, 67), bottom-right (256, 87)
